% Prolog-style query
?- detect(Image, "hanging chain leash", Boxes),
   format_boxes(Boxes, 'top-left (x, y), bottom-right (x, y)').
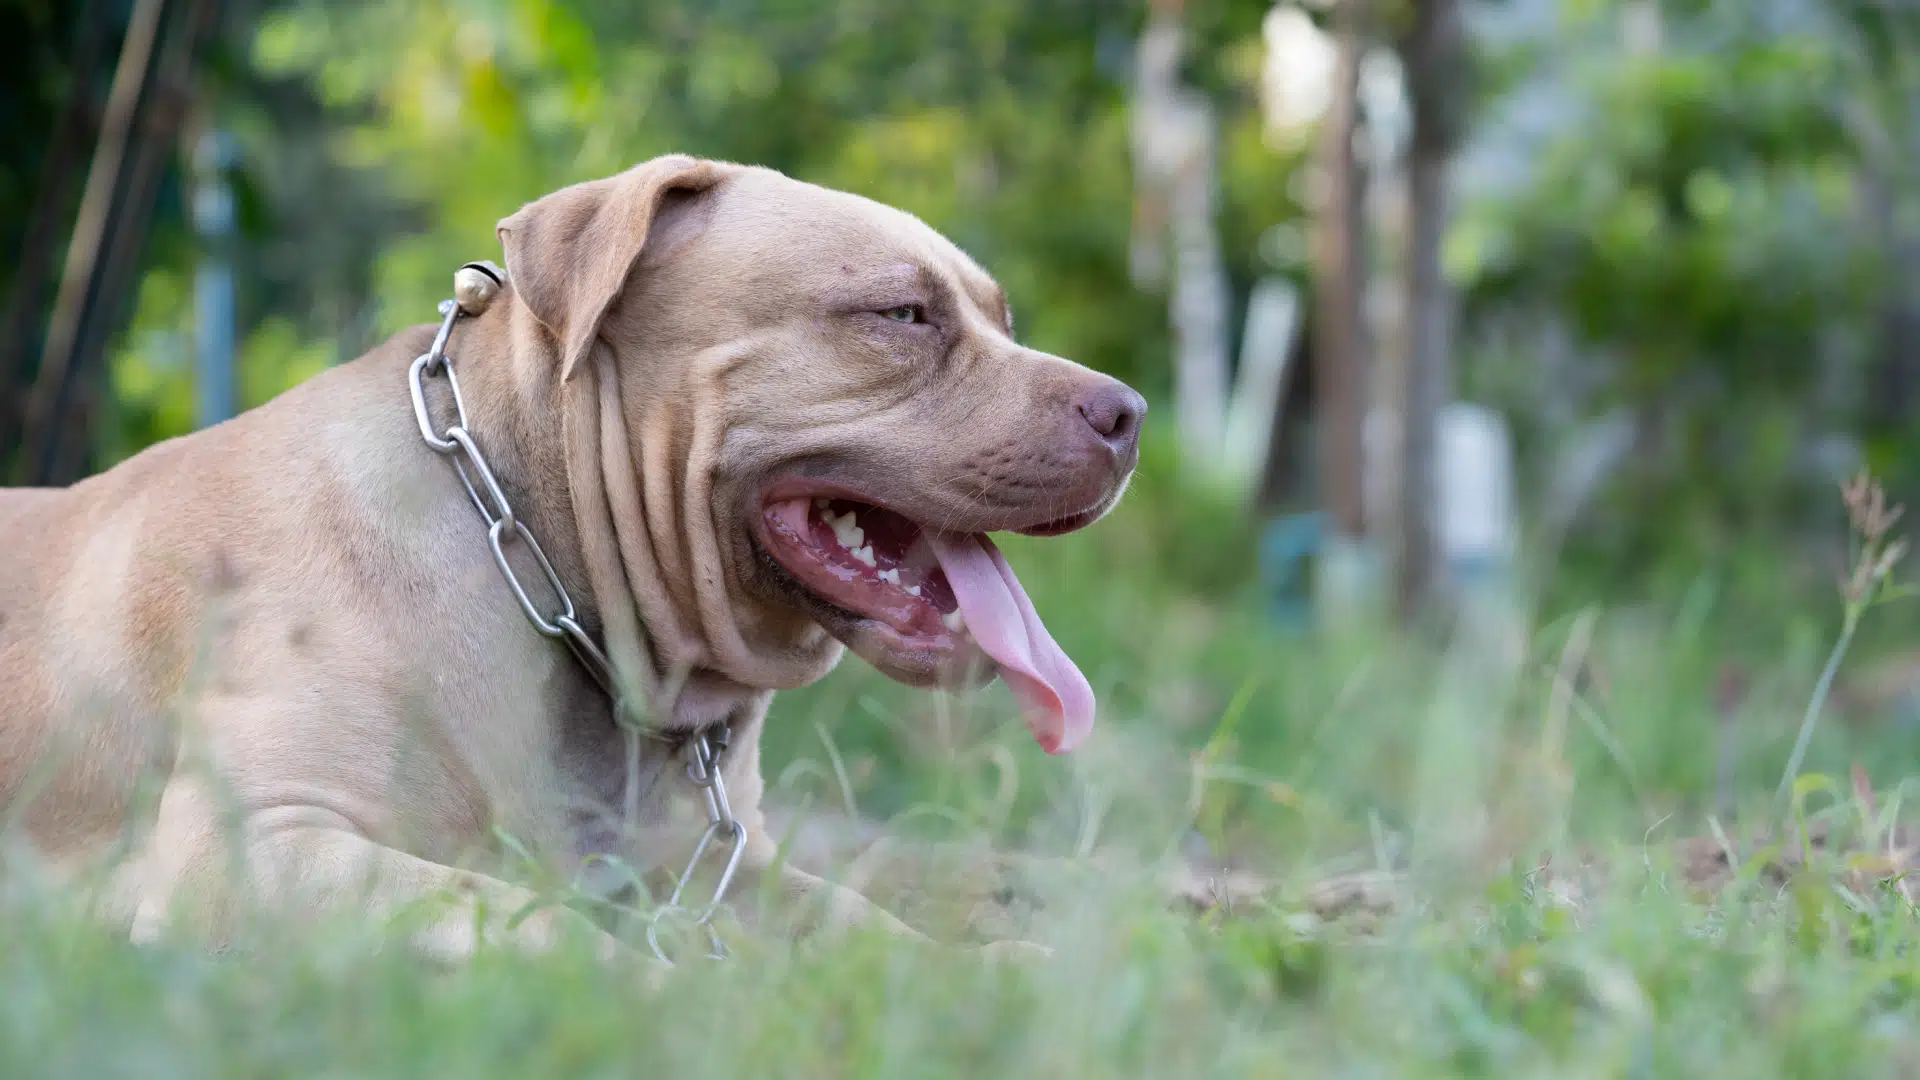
top-left (408, 261), bottom-right (743, 965)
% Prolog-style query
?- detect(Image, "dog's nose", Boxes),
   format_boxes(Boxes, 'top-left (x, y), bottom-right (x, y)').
top-left (1076, 379), bottom-right (1147, 457)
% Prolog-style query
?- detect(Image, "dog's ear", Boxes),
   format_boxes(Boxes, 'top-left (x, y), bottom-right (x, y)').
top-left (497, 154), bottom-right (728, 380)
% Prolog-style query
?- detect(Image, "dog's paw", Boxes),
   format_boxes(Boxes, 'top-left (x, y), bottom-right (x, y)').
top-left (974, 939), bottom-right (1053, 966)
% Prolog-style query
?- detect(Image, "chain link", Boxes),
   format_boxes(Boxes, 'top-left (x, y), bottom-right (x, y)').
top-left (408, 276), bottom-right (744, 966)
top-left (646, 728), bottom-right (749, 962)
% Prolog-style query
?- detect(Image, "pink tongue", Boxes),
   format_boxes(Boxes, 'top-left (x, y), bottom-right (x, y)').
top-left (926, 532), bottom-right (1095, 754)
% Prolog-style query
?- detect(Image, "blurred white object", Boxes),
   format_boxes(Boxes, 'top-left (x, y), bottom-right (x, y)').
top-left (1361, 400), bottom-right (1516, 588)
top-left (1260, 5), bottom-right (1337, 145)
top-left (1436, 402), bottom-right (1517, 577)
top-left (1222, 276), bottom-right (1302, 494)
top-left (1622, 0), bottom-right (1663, 55)
top-left (1438, 404), bottom-right (1523, 661)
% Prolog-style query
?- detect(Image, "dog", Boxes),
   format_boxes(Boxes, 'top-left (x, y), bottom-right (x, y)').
top-left (0, 154), bottom-right (1145, 965)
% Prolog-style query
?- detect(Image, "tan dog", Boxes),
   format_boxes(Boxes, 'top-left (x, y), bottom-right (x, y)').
top-left (0, 155), bottom-right (1144, 964)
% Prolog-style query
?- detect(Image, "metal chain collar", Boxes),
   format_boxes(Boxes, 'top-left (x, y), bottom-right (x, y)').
top-left (408, 262), bottom-right (745, 964)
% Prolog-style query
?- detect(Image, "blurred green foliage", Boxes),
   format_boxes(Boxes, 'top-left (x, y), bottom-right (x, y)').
top-left (96, 0), bottom-right (1287, 466)
top-left (17, 0), bottom-right (1917, 617)
top-left (1456, 0), bottom-right (1920, 598)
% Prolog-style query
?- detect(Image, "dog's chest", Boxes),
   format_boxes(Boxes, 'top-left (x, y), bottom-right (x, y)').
top-left (551, 669), bottom-right (765, 874)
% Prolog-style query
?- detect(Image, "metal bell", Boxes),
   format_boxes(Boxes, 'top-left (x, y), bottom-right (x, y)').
top-left (453, 261), bottom-right (506, 315)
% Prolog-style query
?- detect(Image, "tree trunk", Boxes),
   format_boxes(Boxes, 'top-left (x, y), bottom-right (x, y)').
top-left (1859, 85), bottom-right (1920, 523)
top-left (1393, 0), bottom-right (1465, 619)
top-left (0, 0), bottom-right (111, 474)
top-left (16, 0), bottom-right (170, 484)
top-left (1312, 0), bottom-right (1369, 541)
top-left (17, 0), bottom-right (217, 485)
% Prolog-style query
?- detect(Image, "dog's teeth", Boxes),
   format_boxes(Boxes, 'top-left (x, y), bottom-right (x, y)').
top-left (942, 610), bottom-right (966, 633)
top-left (830, 515), bottom-right (865, 550)
top-left (814, 497), bottom-right (829, 510)
top-left (878, 568), bottom-right (900, 585)
top-left (905, 584), bottom-right (921, 597)
top-left (852, 545), bottom-right (876, 567)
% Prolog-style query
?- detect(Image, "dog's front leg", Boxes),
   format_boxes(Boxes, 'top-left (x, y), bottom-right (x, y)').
top-left (132, 779), bottom-right (624, 967)
top-left (734, 837), bottom-right (1049, 962)
top-left (762, 856), bottom-right (927, 940)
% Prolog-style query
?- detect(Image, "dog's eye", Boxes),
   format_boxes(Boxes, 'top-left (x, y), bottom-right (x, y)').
top-left (879, 305), bottom-right (923, 324)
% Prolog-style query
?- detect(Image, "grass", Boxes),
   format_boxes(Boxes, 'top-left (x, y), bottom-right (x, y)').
top-left (9, 461), bottom-right (1920, 1077)
top-left (8, 860), bottom-right (1920, 1078)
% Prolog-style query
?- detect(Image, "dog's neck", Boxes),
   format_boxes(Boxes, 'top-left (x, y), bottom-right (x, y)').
top-left (434, 290), bottom-right (838, 727)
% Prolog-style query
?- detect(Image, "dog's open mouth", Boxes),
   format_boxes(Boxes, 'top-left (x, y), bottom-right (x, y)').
top-left (758, 494), bottom-right (1096, 754)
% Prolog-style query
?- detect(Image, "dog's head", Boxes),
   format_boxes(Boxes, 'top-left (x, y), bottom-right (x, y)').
top-left (498, 155), bottom-right (1143, 753)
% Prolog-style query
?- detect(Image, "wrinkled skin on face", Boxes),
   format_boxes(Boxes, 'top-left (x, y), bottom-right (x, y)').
top-left (560, 163), bottom-right (1144, 752)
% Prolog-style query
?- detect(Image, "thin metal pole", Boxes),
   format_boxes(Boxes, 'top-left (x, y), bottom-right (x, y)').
top-left (193, 129), bottom-right (235, 429)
